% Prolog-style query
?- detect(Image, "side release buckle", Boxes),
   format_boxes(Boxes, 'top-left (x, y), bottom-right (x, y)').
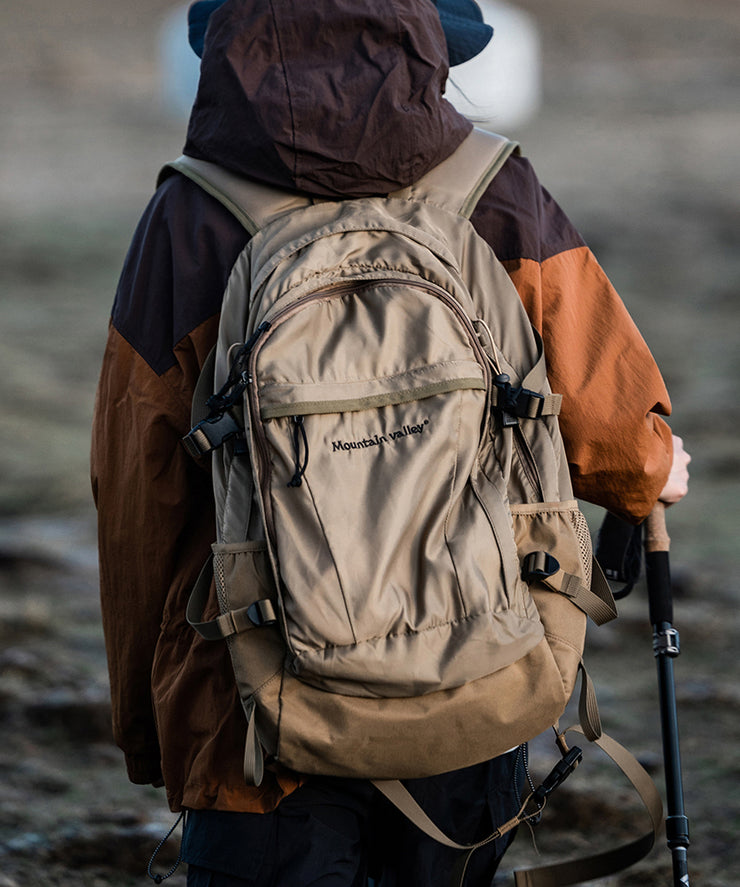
top-left (532, 745), bottom-right (583, 806)
top-left (182, 411), bottom-right (242, 458)
top-left (494, 374), bottom-right (546, 422)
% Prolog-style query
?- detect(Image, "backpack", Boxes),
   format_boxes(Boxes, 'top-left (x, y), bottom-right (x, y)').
top-left (162, 129), bottom-right (662, 884)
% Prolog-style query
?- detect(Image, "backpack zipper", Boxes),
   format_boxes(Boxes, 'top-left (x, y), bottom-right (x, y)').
top-left (244, 277), bottom-right (493, 548)
top-left (513, 426), bottom-right (543, 500)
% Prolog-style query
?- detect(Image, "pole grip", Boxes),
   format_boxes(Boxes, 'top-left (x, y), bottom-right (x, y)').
top-left (644, 502), bottom-right (674, 633)
top-left (644, 501), bottom-right (670, 554)
top-left (646, 552), bottom-right (673, 627)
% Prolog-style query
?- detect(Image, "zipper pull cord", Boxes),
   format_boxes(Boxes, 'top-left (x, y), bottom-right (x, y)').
top-left (206, 321), bottom-right (271, 415)
top-left (287, 416), bottom-right (309, 487)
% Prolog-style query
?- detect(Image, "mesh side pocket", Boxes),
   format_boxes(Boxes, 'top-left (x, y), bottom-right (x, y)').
top-left (210, 541), bottom-right (285, 696)
top-left (510, 500), bottom-right (591, 588)
top-left (569, 507), bottom-right (593, 586)
top-left (213, 550), bottom-right (229, 613)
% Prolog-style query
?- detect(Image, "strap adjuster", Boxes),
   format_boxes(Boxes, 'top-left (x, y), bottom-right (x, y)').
top-left (182, 411), bottom-right (242, 458)
top-left (493, 374), bottom-right (546, 420)
top-left (522, 550), bottom-right (560, 582)
top-left (532, 745), bottom-right (583, 805)
top-left (653, 627), bottom-right (680, 658)
top-left (247, 599), bottom-right (278, 627)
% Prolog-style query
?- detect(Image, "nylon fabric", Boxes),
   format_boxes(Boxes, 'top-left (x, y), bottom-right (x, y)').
top-left (180, 127), bottom-right (617, 784)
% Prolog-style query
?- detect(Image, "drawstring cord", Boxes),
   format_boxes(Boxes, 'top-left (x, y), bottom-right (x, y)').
top-left (147, 812), bottom-right (185, 884)
top-left (287, 416), bottom-right (309, 487)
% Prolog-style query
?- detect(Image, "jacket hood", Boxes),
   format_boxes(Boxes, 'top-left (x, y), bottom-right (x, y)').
top-left (184, 0), bottom-right (472, 197)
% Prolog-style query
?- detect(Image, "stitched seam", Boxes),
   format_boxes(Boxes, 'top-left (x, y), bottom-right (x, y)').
top-left (444, 389), bottom-right (467, 616)
top-left (291, 607), bottom-right (519, 656)
top-left (544, 631), bottom-right (583, 659)
top-left (260, 360), bottom-right (481, 391)
top-left (268, 0), bottom-right (297, 182)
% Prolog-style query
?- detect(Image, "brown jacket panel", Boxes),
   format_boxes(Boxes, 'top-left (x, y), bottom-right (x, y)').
top-left (92, 324), bottom-right (303, 811)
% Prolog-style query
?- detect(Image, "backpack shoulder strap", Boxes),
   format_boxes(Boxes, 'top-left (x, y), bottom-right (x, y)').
top-left (158, 128), bottom-right (518, 234)
top-left (157, 157), bottom-right (313, 235)
top-left (390, 128), bottom-right (520, 218)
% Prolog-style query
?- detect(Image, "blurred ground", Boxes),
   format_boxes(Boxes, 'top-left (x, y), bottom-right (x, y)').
top-left (0, 0), bottom-right (738, 884)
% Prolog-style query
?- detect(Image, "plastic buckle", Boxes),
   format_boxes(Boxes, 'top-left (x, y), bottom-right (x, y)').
top-left (182, 411), bottom-right (242, 458)
top-left (494, 374), bottom-right (545, 421)
top-left (532, 746), bottom-right (583, 805)
top-left (522, 551), bottom-right (560, 582)
top-left (182, 424), bottom-right (214, 459)
top-left (247, 599), bottom-right (277, 627)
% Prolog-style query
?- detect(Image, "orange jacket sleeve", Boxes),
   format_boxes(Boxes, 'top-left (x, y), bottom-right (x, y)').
top-left (472, 156), bottom-right (673, 523)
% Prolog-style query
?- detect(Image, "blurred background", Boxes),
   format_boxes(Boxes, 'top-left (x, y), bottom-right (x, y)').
top-left (0, 0), bottom-right (738, 884)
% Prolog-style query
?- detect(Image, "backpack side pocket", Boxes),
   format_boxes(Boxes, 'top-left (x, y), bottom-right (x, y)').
top-left (187, 542), bottom-right (286, 782)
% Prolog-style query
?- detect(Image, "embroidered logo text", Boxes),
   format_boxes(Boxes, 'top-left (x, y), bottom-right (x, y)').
top-left (331, 419), bottom-right (430, 453)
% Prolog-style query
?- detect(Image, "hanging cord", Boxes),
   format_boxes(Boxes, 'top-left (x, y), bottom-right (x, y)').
top-left (452, 786), bottom-right (549, 886)
top-left (287, 415), bottom-right (309, 487)
top-left (147, 812), bottom-right (185, 884)
top-left (472, 318), bottom-right (502, 376)
top-left (513, 743), bottom-right (543, 857)
top-left (515, 743), bottom-right (539, 816)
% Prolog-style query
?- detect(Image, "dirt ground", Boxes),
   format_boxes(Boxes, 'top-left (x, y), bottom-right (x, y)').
top-left (0, 0), bottom-right (738, 885)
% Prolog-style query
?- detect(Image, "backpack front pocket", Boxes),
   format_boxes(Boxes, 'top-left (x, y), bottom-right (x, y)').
top-left (246, 280), bottom-right (544, 697)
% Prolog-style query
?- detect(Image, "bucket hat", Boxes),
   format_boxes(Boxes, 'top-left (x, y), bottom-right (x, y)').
top-left (188, 0), bottom-right (492, 66)
top-left (433, 0), bottom-right (493, 66)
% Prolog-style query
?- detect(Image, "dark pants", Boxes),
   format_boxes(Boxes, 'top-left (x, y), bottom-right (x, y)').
top-left (182, 748), bottom-right (526, 887)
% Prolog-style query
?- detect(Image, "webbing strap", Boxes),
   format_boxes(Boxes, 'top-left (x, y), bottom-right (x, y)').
top-left (540, 558), bottom-right (618, 627)
top-left (513, 728), bottom-right (664, 887)
top-left (374, 723), bottom-right (662, 887)
top-left (158, 157), bottom-right (314, 234)
top-left (243, 697), bottom-right (265, 787)
top-left (372, 778), bottom-right (519, 851)
top-left (373, 777), bottom-right (541, 887)
top-left (389, 128), bottom-right (519, 217)
top-left (532, 393), bottom-right (562, 418)
top-left (191, 345), bottom-right (217, 427)
top-left (576, 662), bottom-right (602, 741)
top-left (186, 555), bottom-right (276, 641)
top-left (159, 128), bottom-right (518, 237)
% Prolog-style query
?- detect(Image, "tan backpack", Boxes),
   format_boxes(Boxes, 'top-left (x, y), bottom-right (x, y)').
top-left (166, 130), bottom-right (661, 885)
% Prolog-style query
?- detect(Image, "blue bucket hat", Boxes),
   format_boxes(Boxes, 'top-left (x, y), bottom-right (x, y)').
top-left (188, 0), bottom-right (225, 59)
top-left (187, 0), bottom-right (493, 66)
top-left (433, 0), bottom-right (493, 66)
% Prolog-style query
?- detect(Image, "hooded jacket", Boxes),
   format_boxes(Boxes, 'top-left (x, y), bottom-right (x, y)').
top-left (91, 0), bottom-right (673, 814)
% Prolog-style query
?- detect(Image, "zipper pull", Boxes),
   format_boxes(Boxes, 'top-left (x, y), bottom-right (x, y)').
top-left (206, 321), bottom-right (271, 414)
top-left (287, 415), bottom-right (309, 487)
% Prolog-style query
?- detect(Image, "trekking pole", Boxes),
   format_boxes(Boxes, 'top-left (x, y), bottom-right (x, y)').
top-left (643, 502), bottom-right (691, 886)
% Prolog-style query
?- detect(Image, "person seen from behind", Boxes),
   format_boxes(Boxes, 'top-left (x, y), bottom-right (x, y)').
top-left (91, 1), bottom-right (690, 884)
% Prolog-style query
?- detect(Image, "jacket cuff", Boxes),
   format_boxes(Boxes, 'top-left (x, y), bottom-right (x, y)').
top-left (125, 750), bottom-right (164, 786)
